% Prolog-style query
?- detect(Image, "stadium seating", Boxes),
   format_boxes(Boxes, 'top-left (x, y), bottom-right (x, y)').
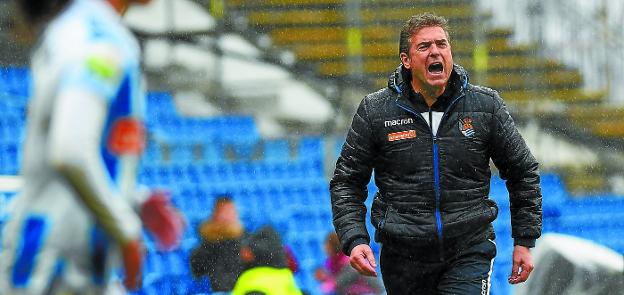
top-left (2, 62), bottom-right (624, 294)
top-left (568, 106), bottom-right (624, 138)
top-left (0, 67), bottom-right (31, 98)
top-left (0, 68), bottom-right (28, 174)
top-left (0, 1), bottom-right (622, 294)
top-left (224, 0), bottom-right (624, 151)
top-left (225, 0), bottom-right (599, 104)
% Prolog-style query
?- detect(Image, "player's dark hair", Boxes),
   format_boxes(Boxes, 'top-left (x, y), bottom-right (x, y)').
top-left (399, 12), bottom-right (450, 57)
top-left (15, 0), bottom-right (71, 24)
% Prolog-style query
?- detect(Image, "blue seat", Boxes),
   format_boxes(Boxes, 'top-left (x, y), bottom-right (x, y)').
top-left (216, 116), bottom-right (259, 139)
top-left (0, 143), bottom-right (19, 175)
top-left (169, 144), bottom-right (195, 164)
top-left (302, 159), bottom-right (324, 178)
top-left (165, 250), bottom-right (188, 276)
top-left (142, 142), bottom-right (163, 163)
top-left (221, 137), bottom-right (259, 161)
top-left (215, 163), bottom-right (235, 181)
top-left (189, 276), bottom-right (212, 294)
top-left (298, 136), bottom-right (324, 163)
top-left (199, 142), bottom-right (224, 164)
top-left (138, 165), bottom-right (157, 185)
top-left (264, 162), bottom-right (287, 179)
top-left (184, 165), bottom-right (201, 183)
top-left (0, 67), bottom-right (31, 97)
top-left (144, 250), bottom-right (165, 275)
top-left (264, 139), bottom-right (290, 162)
top-left (153, 165), bottom-right (172, 185)
top-left (230, 162), bottom-right (254, 181)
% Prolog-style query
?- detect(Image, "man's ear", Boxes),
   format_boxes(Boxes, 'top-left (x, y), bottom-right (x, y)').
top-left (400, 52), bottom-right (410, 69)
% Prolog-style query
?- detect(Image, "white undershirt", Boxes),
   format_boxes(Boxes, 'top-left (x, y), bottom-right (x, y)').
top-left (421, 111), bottom-right (444, 136)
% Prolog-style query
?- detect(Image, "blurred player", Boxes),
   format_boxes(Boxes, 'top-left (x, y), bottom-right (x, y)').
top-left (0, 0), bottom-right (183, 293)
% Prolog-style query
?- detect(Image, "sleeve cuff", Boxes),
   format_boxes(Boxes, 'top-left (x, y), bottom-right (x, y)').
top-left (346, 238), bottom-right (369, 256)
top-left (514, 238), bottom-right (536, 248)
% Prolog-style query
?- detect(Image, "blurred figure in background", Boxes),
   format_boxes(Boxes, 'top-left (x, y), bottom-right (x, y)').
top-left (315, 232), bottom-right (383, 295)
top-left (190, 195), bottom-right (301, 293)
top-left (232, 225), bottom-right (302, 295)
top-left (316, 232), bottom-right (348, 294)
top-left (190, 195), bottom-right (245, 293)
top-left (0, 0), bottom-right (183, 293)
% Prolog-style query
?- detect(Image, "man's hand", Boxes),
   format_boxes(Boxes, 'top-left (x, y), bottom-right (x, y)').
top-left (508, 245), bottom-right (534, 284)
top-left (349, 244), bottom-right (377, 277)
top-left (122, 239), bottom-right (144, 290)
top-left (140, 190), bottom-right (185, 251)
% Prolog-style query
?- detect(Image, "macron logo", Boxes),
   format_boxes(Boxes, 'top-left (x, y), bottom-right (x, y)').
top-left (384, 118), bottom-right (414, 127)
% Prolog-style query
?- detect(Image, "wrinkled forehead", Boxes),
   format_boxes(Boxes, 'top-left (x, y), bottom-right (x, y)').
top-left (411, 26), bottom-right (449, 43)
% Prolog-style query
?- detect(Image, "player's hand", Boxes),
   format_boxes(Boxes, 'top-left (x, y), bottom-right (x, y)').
top-left (122, 239), bottom-right (144, 290)
top-left (349, 244), bottom-right (377, 277)
top-left (508, 245), bottom-right (534, 284)
top-left (140, 190), bottom-right (185, 251)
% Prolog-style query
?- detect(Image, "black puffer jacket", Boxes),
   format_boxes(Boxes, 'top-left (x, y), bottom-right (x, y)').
top-left (330, 64), bottom-right (542, 255)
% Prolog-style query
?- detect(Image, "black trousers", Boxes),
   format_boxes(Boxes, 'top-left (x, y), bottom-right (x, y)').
top-left (380, 239), bottom-right (497, 295)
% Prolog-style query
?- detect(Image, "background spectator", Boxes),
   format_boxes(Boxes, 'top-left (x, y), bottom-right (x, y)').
top-left (316, 232), bottom-right (383, 295)
top-left (232, 225), bottom-right (302, 295)
top-left (190, 195), bottom-right (244, 293)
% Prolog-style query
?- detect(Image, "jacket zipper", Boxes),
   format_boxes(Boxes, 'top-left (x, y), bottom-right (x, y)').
top-left (429, 109), bottom-right (444, 261)
top-left (379, 204), bottom-right (389, 229)
top-left (395, 103), bottom-right (443, 250)
top-left (396, 91), bottom-right (466, 261)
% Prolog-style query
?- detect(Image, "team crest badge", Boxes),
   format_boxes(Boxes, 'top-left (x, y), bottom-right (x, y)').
top-left (459, 117), bottom-right (475, 137)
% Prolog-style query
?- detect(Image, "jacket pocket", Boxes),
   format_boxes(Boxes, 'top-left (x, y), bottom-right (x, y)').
top-left (371, 195), bottom-right (389, 243)
top-left (443, 199), bottom-right (498, 239)
top-left (381, 206), bottom-right (438, 244)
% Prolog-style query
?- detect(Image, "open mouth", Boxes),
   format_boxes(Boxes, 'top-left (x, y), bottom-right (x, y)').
top-left (428, 62), bottom-right (444, 73)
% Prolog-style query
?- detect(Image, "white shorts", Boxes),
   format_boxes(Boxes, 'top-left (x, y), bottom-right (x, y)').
top-left (0, 182), bottom-right (122, 294)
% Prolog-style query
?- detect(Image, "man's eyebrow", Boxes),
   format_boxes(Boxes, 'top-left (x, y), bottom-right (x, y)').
top-left (417, 39), bottom-right (448, 45)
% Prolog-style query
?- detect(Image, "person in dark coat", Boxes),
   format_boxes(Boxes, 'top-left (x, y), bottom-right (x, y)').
top-left (189, 196), bottom-right (244, 292)
top-left (330, 12), bottom-right (542, 294)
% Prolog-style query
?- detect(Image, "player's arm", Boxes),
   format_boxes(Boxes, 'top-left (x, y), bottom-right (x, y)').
top-left (48, 87), bottom-right (142, 245)
top-left (47, 48), bottom-right (143, 288)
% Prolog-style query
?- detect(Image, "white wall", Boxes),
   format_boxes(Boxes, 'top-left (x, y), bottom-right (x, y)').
top-left (519, 121), bottom-right (598, 170)
top-left (478, 0), bottom-right (624, 103)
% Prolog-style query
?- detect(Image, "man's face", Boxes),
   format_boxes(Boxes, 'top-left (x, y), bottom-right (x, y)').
top-left (213, 202), bottom-right (238, 223)
top-left (400, 26), bottom-right (453, 91)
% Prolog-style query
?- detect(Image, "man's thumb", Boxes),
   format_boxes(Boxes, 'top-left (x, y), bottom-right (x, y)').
top-left (364, 247), bottom-right (377, 268)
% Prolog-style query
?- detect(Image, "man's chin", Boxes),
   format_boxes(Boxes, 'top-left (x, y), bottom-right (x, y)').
top-left (426, 77), bottom-right (449, 88)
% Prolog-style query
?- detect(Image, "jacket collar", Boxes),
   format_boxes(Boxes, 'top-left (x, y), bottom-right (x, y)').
top-left (389, 63), bottom-right (469, 113)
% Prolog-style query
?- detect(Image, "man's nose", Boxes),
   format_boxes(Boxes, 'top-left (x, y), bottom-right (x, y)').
top-left (429, 44), bottom-right (441, 56)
